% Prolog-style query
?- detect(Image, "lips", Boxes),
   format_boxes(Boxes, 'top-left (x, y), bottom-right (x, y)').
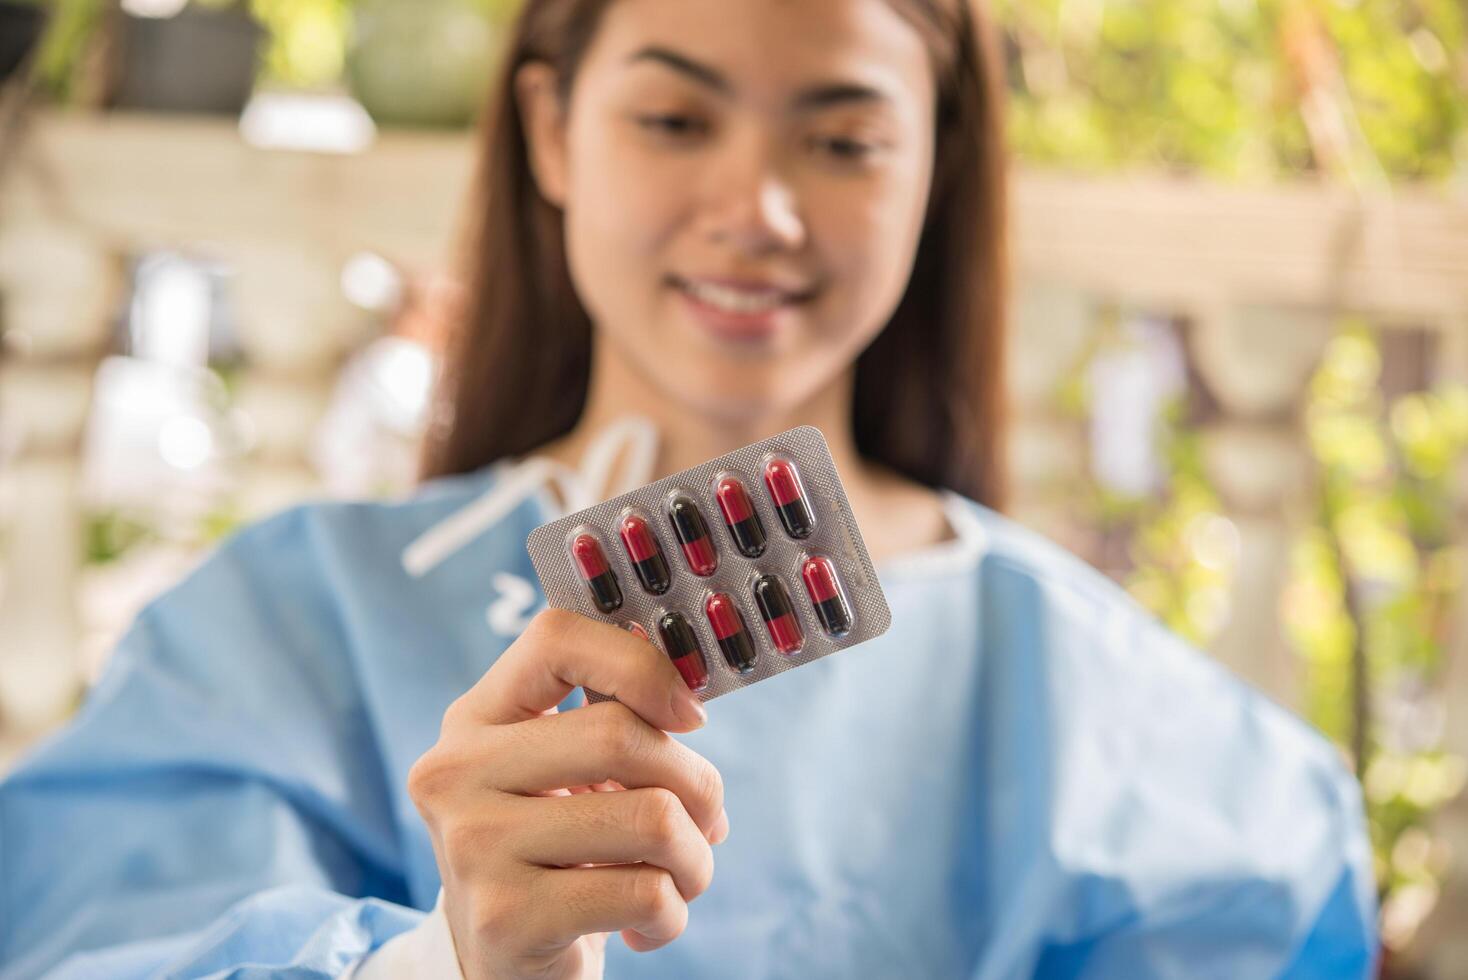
top-left (665, 272), bottom-right (819, 344)
top-left (669, 274), bottom-right (817, 312)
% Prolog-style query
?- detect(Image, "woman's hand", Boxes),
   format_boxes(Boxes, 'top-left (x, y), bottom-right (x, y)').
top-left (408, 608), bottom-right (728, 980)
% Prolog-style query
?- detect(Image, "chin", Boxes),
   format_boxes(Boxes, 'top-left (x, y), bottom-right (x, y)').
top-left (659, 368), bottom-right (822, 426)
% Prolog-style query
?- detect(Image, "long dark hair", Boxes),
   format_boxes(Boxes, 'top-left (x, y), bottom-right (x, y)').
top-left (420, 0), bottom-right (1009, 511)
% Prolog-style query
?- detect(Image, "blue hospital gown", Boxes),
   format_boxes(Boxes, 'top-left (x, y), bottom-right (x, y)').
top-left (0, 460), bottom-right (1377, 978)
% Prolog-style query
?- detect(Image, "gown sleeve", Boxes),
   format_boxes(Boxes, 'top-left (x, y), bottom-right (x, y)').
top-left (971, 521), bottom-right (1381, 978)
top-left (0, 505), bottom-right (425, 979)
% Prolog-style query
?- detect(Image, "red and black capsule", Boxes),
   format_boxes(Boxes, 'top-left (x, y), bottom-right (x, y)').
top-left (763, 458), bottom-right (814, 539)
top-left (657, 610), bottom-right (710, 693)
top-left (668, 495), bottom-right (718, 577)
top-left (618, 512), bottom-right (671, 595)
top-left (571, 533), bottom-right (622, 613)
top-left (705, 592), bottom-right (757, 674)
top-left (801, 556), bottom-right (853, 637)
top-left (752, 574), bottom-right (804, 655)
top-left (715, 476), bottom-right (767, 559)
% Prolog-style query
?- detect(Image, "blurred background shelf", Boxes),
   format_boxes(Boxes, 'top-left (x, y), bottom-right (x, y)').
top-left (13, 110), bottom-right (1468, 324)
top-left (10, 109), bottom-right (471, 265)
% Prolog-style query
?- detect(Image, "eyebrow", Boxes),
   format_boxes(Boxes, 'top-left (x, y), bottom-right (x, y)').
top-left (625, 45), bottom-right (891, 110)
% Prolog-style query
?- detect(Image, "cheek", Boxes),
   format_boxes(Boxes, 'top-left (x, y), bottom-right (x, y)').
top-left (808, 168), bottom-right (931, 338)
top-left (561, 127), bottom-right (685, 331)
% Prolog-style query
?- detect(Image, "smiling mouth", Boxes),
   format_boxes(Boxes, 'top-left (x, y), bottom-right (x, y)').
top-left (668, 275), bottom-right (819, 316)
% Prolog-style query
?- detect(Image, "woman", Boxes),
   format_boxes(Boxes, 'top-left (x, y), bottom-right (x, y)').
top-left (0, 0), bottom-right (1376, 977)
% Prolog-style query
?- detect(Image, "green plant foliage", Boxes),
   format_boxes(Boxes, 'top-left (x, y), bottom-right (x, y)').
top-left (1063, 319), bottom-right (1240, 648)
top-left (24, 0), bottom-right (1464, 178)
top-left (249, 0), bottom-right (520, 89)
top-left (1061, 314), bottom-right (1467, 950)
top-left (248, 0), bottom-right (354, 89)
top-left (994, 0), bottom-right (1464, 180)
top-left (1110, 399), bottom-right (1240, 647)
top-left (24, 0), bottom-right (104, 99)
top-left (1287, 322), bottom-right (1468, 949)
top-left (84, 509), bottom-right (156, 565)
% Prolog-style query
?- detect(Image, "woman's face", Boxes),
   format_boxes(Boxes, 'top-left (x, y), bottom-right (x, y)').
top-left (520, 0), bottom-right (937, 422)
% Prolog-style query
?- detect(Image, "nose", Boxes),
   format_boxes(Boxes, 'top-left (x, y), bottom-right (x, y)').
top-left (699, 130), bottom-right (806, 255)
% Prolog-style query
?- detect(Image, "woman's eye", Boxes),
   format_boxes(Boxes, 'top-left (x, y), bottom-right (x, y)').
top-left (810, 135), bottom-right (878, 161)
top-left (636, 114), bottom-right (708, 138)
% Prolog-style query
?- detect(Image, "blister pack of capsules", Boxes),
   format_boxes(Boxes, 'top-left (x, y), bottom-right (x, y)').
top-left (526, 426), bottom-right (892, 703)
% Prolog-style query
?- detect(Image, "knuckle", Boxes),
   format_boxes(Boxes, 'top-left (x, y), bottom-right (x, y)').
top-left (627, 865), bottom-right (680, 923)
top-left (441, 814), bottom-right (497, 863)
top-left (407, 750), bottom-right (449, 808)
top-left (409, 739), bottom-right (501, 813)
top-left (596, 704), bottom-right (650, 761)
top-left (526, 607), bottom-right (577, 647)
top-left (633, 787), bottom-right (684, 848)
top-left (468, 883), bottom-right (523, 944)
top-left (440, 694), bottom-right (474, 731)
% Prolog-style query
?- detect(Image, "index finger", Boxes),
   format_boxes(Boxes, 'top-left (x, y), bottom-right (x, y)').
top-left (462, 608), bottom-right (708, 731)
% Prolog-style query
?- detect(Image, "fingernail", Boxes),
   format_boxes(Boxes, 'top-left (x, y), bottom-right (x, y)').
top-left (709, 807), bottom-right (730, 845)
top-left (674, 689), bottom-right (708, 729)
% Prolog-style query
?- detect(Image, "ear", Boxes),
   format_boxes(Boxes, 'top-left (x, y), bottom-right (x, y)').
top-left (515, 60), bottom-right (570, 209)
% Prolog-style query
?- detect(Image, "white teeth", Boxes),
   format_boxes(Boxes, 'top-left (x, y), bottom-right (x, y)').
top-left (682, 280), bottom-right (792, 315)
